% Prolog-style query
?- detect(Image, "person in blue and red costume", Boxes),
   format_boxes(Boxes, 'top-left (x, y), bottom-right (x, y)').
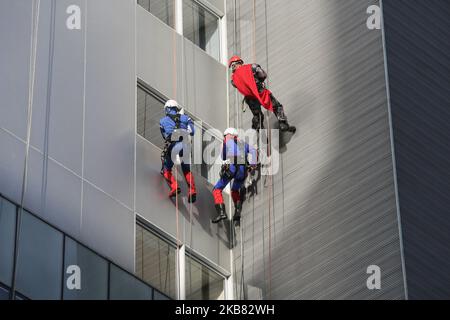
top-left (229, 55), bottom-right (296, 133)
top-left (212, 128), bottom-right (258, 224)
top-left (160, 100), bottom-right (197, 203)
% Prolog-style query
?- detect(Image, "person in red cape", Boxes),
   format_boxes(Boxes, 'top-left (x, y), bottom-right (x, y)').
top-left (229, 55), bottom-right (296, 133)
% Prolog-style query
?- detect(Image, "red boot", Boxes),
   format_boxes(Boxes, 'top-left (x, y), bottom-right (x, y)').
top-left (163, 170), bottom-right (180, 198)
top-left (184, 172), bottom-right (197, 203)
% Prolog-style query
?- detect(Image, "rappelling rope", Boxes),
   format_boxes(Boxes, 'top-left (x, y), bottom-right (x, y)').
top-left (172, 3), bottom-right (182, 300)
top-left (11, 0), bottom-right (41, 300)
top-left (264, 0), bottom-right (274, 300)
top-left (181, 13), bottom-right (195, 297)
top-left (251, 0), bottom-right (273, 299)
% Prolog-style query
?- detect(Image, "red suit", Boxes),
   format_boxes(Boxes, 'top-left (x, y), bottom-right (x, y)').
top-left (232, 64), bottom-right (274, 112)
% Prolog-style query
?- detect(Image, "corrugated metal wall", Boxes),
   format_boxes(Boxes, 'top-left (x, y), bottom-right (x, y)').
top-left (228, 0), bottom-right (406, 299)
top-left (383, 0), bottom-right (450, 300)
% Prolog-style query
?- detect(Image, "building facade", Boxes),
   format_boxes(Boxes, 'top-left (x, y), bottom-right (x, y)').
top-left (0, 0), bottom-right (449, 300)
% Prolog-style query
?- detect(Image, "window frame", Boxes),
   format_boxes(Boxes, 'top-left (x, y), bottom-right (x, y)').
top-left (136, 215), bottom-right (230, 300)
top-left (136, 80), bottom-right (223, 185)
top-left (135, 219), bottom-right (178, 299)
top-left (0, 193), bottom-right (165, 300)
top-left (182, 0), bottom-right (222, 61)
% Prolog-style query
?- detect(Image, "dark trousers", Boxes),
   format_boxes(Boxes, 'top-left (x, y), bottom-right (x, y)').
top-left (245, 94), bottom-right (286, 130)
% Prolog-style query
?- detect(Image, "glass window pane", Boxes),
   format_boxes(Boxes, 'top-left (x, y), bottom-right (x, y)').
top-left (154, 290), bottom-right (170, 300)
top-left (186, 255), bottom-right (225, 300)
top-left (16, 211), bottom-right (64, 300)
top-left (109, 264), bottom-right (153, 300)
top-left (137, 85), bottom-right (146, 136)
top-left (0, 197), bottom-right (16, 287)
top-left (137, 86), bottom-right (166, 149)
top-left (183, 0), bottom-right (220, 60)
top-left (136, 224), bottom-right (177, 299)
top-left (14, 292), bottom-right (29, 300)
top-left (137, 0), bottom-right (175, 28)
top-left (0, 286), bottom-right (9, 300)
top-left (63, 237), bottom-right (109, 300)
top-left (193, 128), bottom-right (221, 185)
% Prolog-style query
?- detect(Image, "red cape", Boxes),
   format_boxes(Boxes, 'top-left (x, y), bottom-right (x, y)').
top-left (232, 64), bottom-right (273, 112)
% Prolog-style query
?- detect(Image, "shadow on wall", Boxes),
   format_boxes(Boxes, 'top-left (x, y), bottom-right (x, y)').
top-left (239, 0), bottom-right (405, 300)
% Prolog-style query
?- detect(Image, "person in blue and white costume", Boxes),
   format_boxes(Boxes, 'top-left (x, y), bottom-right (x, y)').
top-left (211, 128), bottom-right (258, 224)
top-left (159, 100), bottom-right (197, 203)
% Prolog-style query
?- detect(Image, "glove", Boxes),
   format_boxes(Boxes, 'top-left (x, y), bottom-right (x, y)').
top-left (220, 162), bottom-right (232, 180)
top-left (247, 165), bottom-right (257, 174)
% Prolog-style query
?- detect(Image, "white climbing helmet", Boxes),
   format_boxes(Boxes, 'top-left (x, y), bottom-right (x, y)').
top-left (164, 100), bottom-right (181, 113)
top-left (224, 128), bottom-right (239, 138)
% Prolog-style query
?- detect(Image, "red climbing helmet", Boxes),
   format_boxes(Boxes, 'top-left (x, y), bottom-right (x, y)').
top-left (228, 55), bottom-right (244, 68)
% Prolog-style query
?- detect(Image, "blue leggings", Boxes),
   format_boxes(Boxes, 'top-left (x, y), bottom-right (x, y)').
top-left (214, 164), bottom-right (247, 192)
top-left (163, 142), bottom-right (190, 173)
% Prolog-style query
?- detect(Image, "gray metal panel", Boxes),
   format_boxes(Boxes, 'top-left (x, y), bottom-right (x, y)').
top-left (0, 0), bottom-right (33, 140)
top-left (136, 135), bottom-right (231, 272)
top-left (229, 0), bottom-right (405, 299)
top-left (184, 40), bottom-right (228, 132)
top-left (30, 0), bottom-right (85, 175)
top-left (24, 147), bottom-right (82, 239)
top-left (383, 0), bottom-right (450, 299)
top-left (137, 6), bottom-right (184, 104)
top-left (203, 0), bottom-right (224, 15)
top-left (84, 0), bottom-right (136, 209)
top-left (137, 6), bottom-right (228, 131)
top-left (135, 135), bottom-right (185, 239)
top-left (0, 130), bottom-right (26, 203)
top-left (80, 181), bottom-right (135, 272)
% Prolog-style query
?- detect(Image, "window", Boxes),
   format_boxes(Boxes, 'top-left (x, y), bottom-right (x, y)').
top-left (136, 223), bottom-right (177, 299)
top-left (183, 0), bottom-right (220, 60)
top-left (192, 127), bottom-right (222, 186)
top-left (186, 254), bottom-right (225, 300)
top-left (137, 0), bottom-right (175, 28)
top-left (63, 237), bottom-right (109, 300)
top-left (0, 196), bottom-right (162, 301)
top-left (110, 264), bottom-right (153, 300)
top-left (15, 211), bottom-right (64, 300)
top-left (0, 285), bottom-right (9, 300)
top-left (154, 290), bottom-right (171, 300)
top-left (0, 198), bottom-right (16, 287)
top-left (137, 85), bottom-right (167, 149)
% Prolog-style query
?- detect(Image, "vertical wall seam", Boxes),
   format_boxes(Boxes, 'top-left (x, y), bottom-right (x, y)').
top-left (80, 0), bottom-right (88, 235)
top-left (380, 0), bottom-right (409, 300)
top-left (11, 0), bottom-right (41, 299)
top-left (133, 0), bottom-right (138, 274)
top-left (41, 0), bottom-right (56, 218)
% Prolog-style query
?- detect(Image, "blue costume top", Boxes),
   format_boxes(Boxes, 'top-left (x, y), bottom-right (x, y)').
top-left (213, 135), bottom-right (258, 193)
top-left (159, 109), bottom-right (195, 141)
top-left (222, 135), bottom-right (257, 166)
top-left (160, 109), bottom-right (195, 173)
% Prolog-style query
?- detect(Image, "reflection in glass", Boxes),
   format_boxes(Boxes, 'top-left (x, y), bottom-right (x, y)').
top-left (0, 197), bottom-right (16, 286)
top-left (137, 0), bottom-right (175, 28)
top-left (109, 264), bottom-right (153, 300)
top-left (137, 86), bottom-right (166, 149)
top-left (186, 254), bottom-right (225, 300)
top-left (183, 0), bottom-right (220, 60)
top-left (0, 285), bottom-right (9, 300)
top-left (16, 211), bottom-right (63, 300)
top-left (63, 237), bottom-right (109, 300)
top-left (136, 224), bottom-right (177, 299)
